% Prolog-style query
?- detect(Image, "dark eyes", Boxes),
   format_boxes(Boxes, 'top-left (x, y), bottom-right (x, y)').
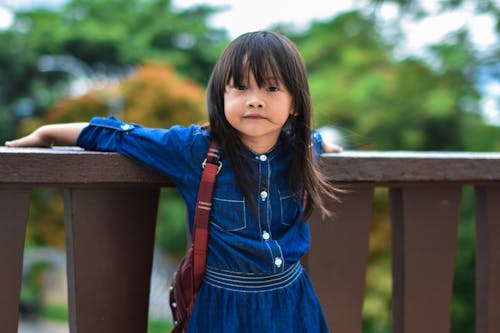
top-left (234, 85), bottom-right (279, 92)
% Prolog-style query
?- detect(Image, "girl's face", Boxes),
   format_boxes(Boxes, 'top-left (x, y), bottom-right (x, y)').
top-left (224, 72), bottom-right (293, 154)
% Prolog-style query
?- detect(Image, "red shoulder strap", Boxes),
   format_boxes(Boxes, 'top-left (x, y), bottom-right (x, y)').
top-left (192, 140), bottom-right (220, 290)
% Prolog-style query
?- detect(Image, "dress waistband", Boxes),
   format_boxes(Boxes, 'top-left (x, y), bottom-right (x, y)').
top-left (204, 262), bottom-right (303, 292)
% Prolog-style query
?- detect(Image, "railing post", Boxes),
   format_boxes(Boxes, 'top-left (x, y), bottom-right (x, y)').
top-left (390, 185), bottom-right (461, 333)
top-left (475, 185), bottom-right (500, 333)
top-left (306, 184), bottom-right (374, 333)
top-left (64, 187), bottom-right (160, 333)
top-left (0, 188), bottom-right (31, 333)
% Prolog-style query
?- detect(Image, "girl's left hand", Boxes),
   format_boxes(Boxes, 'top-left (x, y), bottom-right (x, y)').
top-left (322, 141), bottom-right (343, 153)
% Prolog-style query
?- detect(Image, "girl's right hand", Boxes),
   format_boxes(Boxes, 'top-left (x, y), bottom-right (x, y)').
top-left (5, 123), bottom-right (88, 148)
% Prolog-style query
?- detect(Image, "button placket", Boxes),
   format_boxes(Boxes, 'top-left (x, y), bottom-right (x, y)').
top-left (256, 154), bottom-right (282, 271)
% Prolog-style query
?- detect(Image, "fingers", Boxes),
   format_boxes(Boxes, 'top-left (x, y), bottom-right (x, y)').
top-left (322, 141), bottom-right (343, 153)
top-left (5, 138), bottom-right (28, 147)
top-left (5, 138), bottom-right (23, 147)
top-left (5, 133), bottom-right (50, 148)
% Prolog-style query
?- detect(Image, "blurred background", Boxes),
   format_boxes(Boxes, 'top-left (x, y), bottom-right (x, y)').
top-left (0, 0), bottom-right (498, 332)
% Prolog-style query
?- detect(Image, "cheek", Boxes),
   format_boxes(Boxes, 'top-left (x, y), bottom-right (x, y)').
top-left (223, 91), bottom-right (236, 109)
top-left (223, 98), bottom-right (238, 126)
top-left (223, 92), bottom-right (242, 115)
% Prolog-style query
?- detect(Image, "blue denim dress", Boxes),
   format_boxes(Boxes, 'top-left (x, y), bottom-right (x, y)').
top-left (77, 116), bottom-right (330, 333)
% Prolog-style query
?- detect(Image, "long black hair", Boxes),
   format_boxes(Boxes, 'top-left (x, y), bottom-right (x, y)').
top-left (206, 31), bottom-right (335, 219)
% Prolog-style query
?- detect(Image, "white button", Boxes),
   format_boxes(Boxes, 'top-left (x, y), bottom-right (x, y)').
top-left (259, 154), bottom-right (267, 162)
top-left (121, 124), bottom-right (133, 130)
top-left (262, 231), bottom-right (270, 240)
top-left (260, 191), bottom-right (268, 200)
top-left (274, 257), bottom-right (283, 267)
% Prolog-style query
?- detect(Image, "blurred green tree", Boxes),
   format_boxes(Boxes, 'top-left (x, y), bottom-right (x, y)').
top-left (0, 0), bottom-right (228, 143)
top-left (292, 10), bottom-right (499, 151)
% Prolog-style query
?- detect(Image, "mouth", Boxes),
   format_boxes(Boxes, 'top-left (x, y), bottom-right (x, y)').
top-left (243, 114), bottom-right (265, 119)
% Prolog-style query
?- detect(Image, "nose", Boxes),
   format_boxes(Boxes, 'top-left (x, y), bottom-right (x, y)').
top-left (246, 90), bottom-right (265, 108)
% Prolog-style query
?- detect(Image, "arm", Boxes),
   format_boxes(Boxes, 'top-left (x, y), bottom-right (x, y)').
top-left (5, 123), bottom-right (88, 147)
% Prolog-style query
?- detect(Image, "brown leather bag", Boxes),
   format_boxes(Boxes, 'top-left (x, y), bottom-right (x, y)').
top-left (169, 141), bottom-right (221, 333)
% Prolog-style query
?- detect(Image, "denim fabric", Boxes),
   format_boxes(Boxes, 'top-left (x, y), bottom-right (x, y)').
top-left (77, 116), bottom-right (329, 332)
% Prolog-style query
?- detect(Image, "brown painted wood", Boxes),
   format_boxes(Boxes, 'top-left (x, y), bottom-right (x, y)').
top-left (320, 151), bottom-right (500, 183)
top-left (0, 147), bottom-right (170, 186)
top-left (390, 185), bottom-right (461, 333)
top-left (306, 185), bottom-right (374, 333)
top-left (2, 147), bottom-right (500, 185)
top-left (64, 188), bottom-right (159, 333)
top-left (0, 188), bottom-right (30, 333)
top-left (475, 185), bottom-right (500, 333)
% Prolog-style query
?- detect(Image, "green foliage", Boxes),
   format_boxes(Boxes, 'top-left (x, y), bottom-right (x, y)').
top-left (156, 189), bottom-right (188, 256)
top-left (362, 189), bottom-right (392, 332)
top-left (40, 62), bottom-right (207, 126)
top-left (290, 11), bottom-right (493, 151)
top-left (148, 319), bottom-right (173, 333)
top-left (119, 62), bottom-right (206, 127)
top-left (19, 0), bottom-right (228, 80)
top-left (26, 189), bottom-right (66, 247)
top-left (0, 0), bottom-right (228, 142)
top-left (41, 303), bottom-right (69, 322)
top-left (21, 262), bottom-right (48, 305)
top-left (463, 120), bottom-right (500, 151)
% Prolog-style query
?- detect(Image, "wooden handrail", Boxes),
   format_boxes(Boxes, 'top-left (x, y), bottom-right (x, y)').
top-left (0, 147), bottom-right (170, 186)
top-left (322, 151), bottom-right (500, 183)
top-left (1, 147), bottom-right (499, 333)
top-left (2, 147), bottom-right (499, 184)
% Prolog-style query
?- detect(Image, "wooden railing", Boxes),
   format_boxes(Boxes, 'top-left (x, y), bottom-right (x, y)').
top-left (1, 147), bottom-right (499, 333)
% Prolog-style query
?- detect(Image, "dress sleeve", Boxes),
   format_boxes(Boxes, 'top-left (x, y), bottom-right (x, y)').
top-left (311, 130), bottom-right (323, 160)
top-left (76, 116), bottom-right (207, 184)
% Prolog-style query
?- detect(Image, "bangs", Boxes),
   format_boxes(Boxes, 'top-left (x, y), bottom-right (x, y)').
top-left (223, 33), bottom-right (291, 88)
top-left (229, 53), bottom-right (283, 88)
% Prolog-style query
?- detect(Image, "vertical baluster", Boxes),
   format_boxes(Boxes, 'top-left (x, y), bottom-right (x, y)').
top-left (64, 187), bottom-right (159, 333)
top-left (475, 185), bottom-right (500, 333)
top-left (390, 185), bottom-right (461, 333)
top-left (0, 189), bottom-right (31, 333)
top-left (306, 184), bottom-right (374, 333)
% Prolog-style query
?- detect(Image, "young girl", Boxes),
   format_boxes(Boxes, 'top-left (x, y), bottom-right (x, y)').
top-left (6, 31), bottom-right (340, 332)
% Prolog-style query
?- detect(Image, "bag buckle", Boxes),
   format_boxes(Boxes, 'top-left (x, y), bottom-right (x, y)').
top-left (202, 159), bottom-right (222, 174)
